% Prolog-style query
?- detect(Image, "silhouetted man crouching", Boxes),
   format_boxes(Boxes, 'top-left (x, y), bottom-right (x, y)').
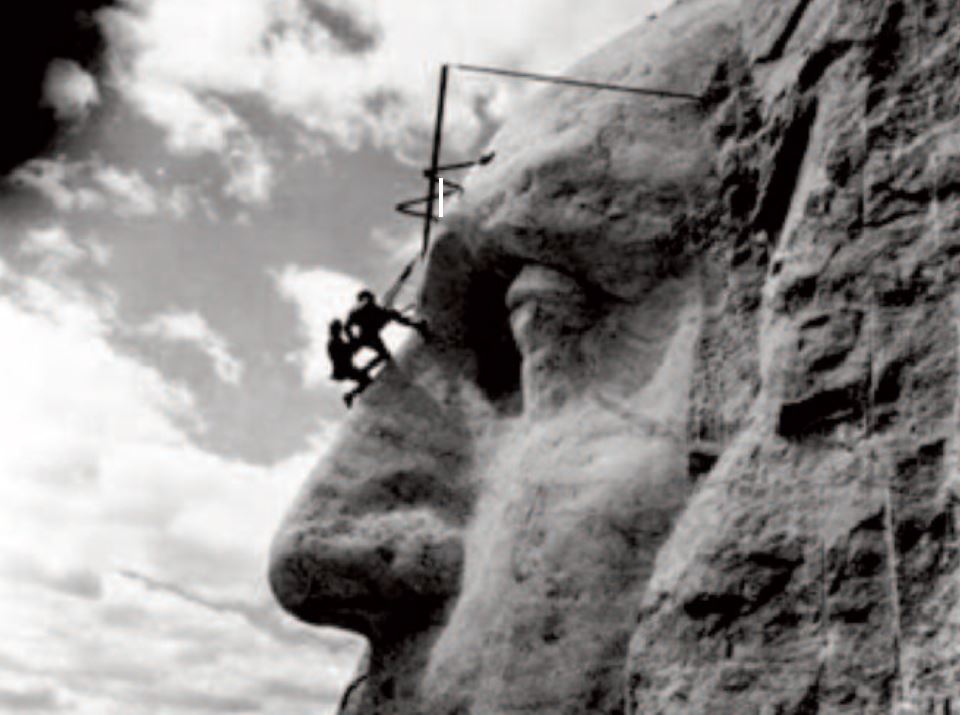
top-left (327, 320), bottom-right (371, 407)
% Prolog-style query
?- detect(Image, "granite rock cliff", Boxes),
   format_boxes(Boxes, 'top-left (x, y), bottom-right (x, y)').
top-left (631, 0), bottom-right (960, 712)
top-left (270, 1), bottom-right (960, 712)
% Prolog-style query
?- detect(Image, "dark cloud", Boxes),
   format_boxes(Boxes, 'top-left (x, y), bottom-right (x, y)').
top-left (135, 689), bottom-right (262, 713)
top-left (2, 559), bottom-right (103, 600)
top-left (42, 568), bottom-right (103, 600)
top-left (0, 686), bottom-right (63, 712)
top-left (0, 652), bottom-right (39, 676)
top-left (301, 1), bottom-right (380, 54)
top-left (363, 88), bottom-right (405, 119)
top-left (0, 1), bottom-right (118, 177)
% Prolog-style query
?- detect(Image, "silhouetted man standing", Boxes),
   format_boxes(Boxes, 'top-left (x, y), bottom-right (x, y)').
top-left (344, 290), bottom-right (426, 366)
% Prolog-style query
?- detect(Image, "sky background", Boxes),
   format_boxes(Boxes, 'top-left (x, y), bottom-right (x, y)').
top-left (0, 1), bottom-right (669, 713)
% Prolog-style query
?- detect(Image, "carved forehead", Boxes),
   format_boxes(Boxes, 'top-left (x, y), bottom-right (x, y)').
top-left (445, 0), bottom-right (741, 296)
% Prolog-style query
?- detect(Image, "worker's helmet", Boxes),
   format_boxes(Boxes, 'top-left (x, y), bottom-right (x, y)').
top-left (330, 319), bottom-right (343, 334)
top-left (357, 289), bottom-right (374, 304)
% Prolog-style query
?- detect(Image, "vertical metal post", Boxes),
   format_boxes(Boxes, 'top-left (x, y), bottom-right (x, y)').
top-left (421, 64), bottom-right (449, 256)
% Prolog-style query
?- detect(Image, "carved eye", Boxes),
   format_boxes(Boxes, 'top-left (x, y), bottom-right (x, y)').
top-left (505, 265), bottom-right (596, 357)
top-left (502, 265), bottom-right (608, 413)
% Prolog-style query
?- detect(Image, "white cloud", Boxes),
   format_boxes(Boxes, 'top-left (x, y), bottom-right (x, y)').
top-left (84, 0), bottom-right (673, 212)
top-left (86, 238), bottom-right (114, 267)
top-left (370, 224), bottom-right (420, 263)
top-left (9, 157), bottom-right (213, 220)
top-left (10, 159), bottom-right (105, 213)
top-left (107, 0), bottom-right (673, 165)
top-left (43, 59), bottom-right (100, 122)
top-left (223, 133), bottom-right (275, 205)
top-left (123, 79), bottom-right (243, 155)
top-left (165, 184), bottom-right (195, 219)
top-left (92, 165), bottom-right (159, 217)
top-left (1, 556), bottom-right (103, 600)
top-left (140, 310), bottom-right (244, 384)
top-left (0, 260), bottom-right (363, 714)
top-left (106, 18), bottom-right (277, 208)
top-left (274, 263), bottom-right (406, 387)
top-left (12, 103), bottom-right (273, 211)
top-left (18, 226), bottom-right (112, 278)
top-left (20, 226), bottom-right (87, 267)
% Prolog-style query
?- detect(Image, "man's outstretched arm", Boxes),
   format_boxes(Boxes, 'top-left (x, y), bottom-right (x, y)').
top-left (387, 309), bottom-right (429, 335)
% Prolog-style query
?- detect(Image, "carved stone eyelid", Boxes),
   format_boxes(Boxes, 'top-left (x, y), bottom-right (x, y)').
top-left (504, 263), bottom-right (597, 314)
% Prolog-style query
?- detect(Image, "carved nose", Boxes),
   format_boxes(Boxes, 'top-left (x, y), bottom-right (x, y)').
top-left (269, 493), bottom-right (464, 637)
top-left (269, 359), bottom-right (474, 638)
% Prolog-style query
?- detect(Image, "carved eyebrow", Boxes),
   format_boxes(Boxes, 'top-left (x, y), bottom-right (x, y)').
top-left (516, 258), bottom-right (629, 307)
top-left (468, 220), bottom-right (657, 306)
top-left (504, 264), bottom-right (585, 311)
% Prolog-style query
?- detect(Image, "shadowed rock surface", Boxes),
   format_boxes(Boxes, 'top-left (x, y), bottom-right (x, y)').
top-left (271, 0), bottom-right (960, 712)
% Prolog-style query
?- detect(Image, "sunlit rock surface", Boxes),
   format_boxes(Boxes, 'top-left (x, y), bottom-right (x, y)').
top-left (271, 0), bottom-right (960, 713)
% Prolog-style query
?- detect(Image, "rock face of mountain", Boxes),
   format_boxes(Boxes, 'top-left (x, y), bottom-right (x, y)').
top-left (269, 0), bottom-right (960, 713)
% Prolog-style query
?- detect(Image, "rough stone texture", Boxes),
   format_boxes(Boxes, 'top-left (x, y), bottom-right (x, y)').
top-left (270, 1), bottom-right (960, 713)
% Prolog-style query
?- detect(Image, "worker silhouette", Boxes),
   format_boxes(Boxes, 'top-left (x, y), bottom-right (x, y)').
top-left (327, 319), bottom-right (372, 407)
top-left (344, 290), bottom-right (426, 367)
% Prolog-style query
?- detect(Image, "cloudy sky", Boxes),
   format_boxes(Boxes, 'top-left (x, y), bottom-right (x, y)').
top-left (0, 1), bottom-right (669, 712)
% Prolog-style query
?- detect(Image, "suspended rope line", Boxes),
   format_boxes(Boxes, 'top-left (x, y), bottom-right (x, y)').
top-left (453, 63), bottom-right (705, 101)
top-left (381, 255), bottom-right (419, 310)
top-left (385, 62), bottom-right (704, 306)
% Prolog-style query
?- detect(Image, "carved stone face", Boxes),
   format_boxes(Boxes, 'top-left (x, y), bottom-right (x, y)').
top-left (269, 2), bottom-right (740, 713)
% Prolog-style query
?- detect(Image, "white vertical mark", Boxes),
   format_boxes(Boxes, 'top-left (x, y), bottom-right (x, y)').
top-left (438, 178), bottom-right (444, 218)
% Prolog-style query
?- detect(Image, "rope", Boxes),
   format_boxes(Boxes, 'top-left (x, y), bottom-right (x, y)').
top-left (453, 63), bottom-right (704, 101)
top-left (381, 255), bottom-right (419, 310)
